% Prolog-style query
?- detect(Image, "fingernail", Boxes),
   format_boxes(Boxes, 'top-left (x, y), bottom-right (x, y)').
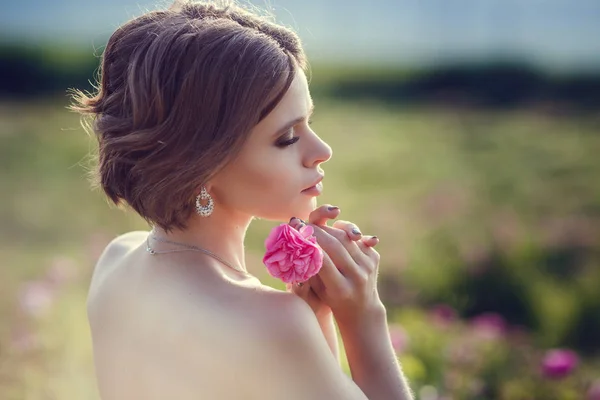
top-left (352, 228), bottom-right (362, 235)
top-left (327, 206), bottom-right (339, 211)
top-left (371, 236), bottom-right (379, 240)
top-left (289, 217), bottom-right (299, 223)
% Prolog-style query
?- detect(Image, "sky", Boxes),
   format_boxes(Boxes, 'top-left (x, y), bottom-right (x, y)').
top-left (1, 0), bottom-right (599, 72)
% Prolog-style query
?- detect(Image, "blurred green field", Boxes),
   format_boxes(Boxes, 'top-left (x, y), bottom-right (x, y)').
top-left (1, 98), bottom-right (600, 399)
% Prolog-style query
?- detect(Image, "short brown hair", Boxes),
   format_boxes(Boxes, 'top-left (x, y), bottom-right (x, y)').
top-left (70, 0), bottom-right (307, 230)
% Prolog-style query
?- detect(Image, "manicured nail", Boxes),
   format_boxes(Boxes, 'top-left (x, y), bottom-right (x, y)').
top-left (289, 217), bottom-right (298, 223)
top-left (327, 206), bottom-right (339, 211)
top-left (352, 228), bottom-right (362, 235)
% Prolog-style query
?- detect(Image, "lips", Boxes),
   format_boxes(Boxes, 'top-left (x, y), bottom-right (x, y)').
top-left (302, 175), bottom-right (324, 191)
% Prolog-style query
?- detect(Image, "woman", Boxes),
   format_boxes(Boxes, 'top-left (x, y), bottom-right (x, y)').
top-left (71, 1), bottom-right (413, 399)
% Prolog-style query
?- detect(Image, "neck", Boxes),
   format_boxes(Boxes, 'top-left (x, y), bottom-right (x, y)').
top-left (151, 206), bottom-right (254, 272)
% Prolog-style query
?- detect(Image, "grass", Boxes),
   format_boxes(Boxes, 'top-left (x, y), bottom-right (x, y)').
top-left (1, 97), bottom-right (599, 398)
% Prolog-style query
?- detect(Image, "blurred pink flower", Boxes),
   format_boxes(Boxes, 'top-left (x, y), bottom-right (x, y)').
top-left (11, 328), bottom-right (39, 352)
top-left (18, 280), bottom-right (55, 317)
top-left (45, 255), bottom-right (78, 287)
top-left (446, 339), bottom-right (478, 367)
top-left (471, 312), bottom-right (507, 340)
top-left (388, 324), bottom-right (409, 354)
top-left (430, 304), bottom-right (457, 327)
top-left (587, 380), bottom-right (600, 400)
top-left (541, 349), bottom-right (579, 380)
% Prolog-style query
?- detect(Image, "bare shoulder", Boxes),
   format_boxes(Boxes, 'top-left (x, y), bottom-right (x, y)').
top-left (90, 230), bottom-right (147, 283)
top-left (87, 230), bottom-right (148, 313)
top-left (180, 289), bottom-right (368, 400)
top-left (99, 230), bottom-right (149, 261)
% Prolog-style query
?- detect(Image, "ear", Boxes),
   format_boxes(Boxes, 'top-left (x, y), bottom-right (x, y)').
top-left (196, 181), bottom-right (212, 195)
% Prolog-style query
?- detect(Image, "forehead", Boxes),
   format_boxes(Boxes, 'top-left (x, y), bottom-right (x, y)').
top-left (278, 69), bottom-right (311, 111)
top-left (253, 69), bottom-right (312, 133)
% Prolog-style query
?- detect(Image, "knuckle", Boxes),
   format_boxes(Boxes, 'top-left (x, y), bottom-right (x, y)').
top-left (364, 262), bottom-right (376, 275)
top-left (373, 250), bottom-right (381, 262)
top-left (322, 225), bottom-right (347, 241)
top-left (332, 219), bottom-right (350, 228)
top-left (366, 247), bottom-right (380, 261)
top-left (335, 229), bottom-right (351, 242)
top-left (355, 269), bottom-right (369, 285)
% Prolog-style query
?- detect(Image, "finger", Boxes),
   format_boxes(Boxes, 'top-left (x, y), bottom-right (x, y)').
top-left (288, 217), bottom-right (304, 230)
top-left (317, 245), bottom-right (346, 283)
top-left (332, 219), bottom-right (363, 241)
top-left (316, 224), bottom-right (368, 266)
top-left (291, 218), bottom-right (366, 265)
top-left (360, 235), bottom-right (379, 247)
top-left (291, 280), bottom-right (310, 294)
top-left (356, 240), bottom-right (381, 265)
top-left (307, 204), bottom-right (341, 226)
top-left (308, 274), bottom-right (326, 298)
top-left (311, 224), bottom-right (365, 282)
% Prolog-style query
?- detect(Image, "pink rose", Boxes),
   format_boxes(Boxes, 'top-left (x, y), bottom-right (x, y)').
top-left (263, 223), bottom-right (323, 284)
top-left (541, 349), bottom-right (579, 379)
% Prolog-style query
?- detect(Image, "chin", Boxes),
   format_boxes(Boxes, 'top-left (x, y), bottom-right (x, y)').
top-left (292, 200), bottom-right (316, 221)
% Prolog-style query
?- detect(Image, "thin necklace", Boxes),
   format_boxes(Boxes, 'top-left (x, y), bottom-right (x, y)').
top-left (146, 232), bottom-right (250, 276)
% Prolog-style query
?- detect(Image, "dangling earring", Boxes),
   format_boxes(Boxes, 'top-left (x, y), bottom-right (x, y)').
top-left (195, 186), bottom-right (214, 217)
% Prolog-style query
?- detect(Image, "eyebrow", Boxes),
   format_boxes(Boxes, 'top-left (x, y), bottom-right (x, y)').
top-left (272, 103), bottom-right (315, 137)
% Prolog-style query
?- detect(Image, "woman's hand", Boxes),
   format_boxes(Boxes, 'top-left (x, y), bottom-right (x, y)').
top-left (286, 205), bottom-right (379, 320)
top-left (292, 206), bottom-right (384, 329)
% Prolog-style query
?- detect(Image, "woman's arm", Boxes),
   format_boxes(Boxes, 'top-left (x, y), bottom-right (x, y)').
top-left (286, 278), bottom-right (340, 364)
top-left (315, 308), bottom-right (340, 363)
top-left (338, 305), bottom-right (413, 400)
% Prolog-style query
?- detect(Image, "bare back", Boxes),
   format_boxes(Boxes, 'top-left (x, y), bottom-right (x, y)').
top-left (88, 232), bottom-right (368, 400)
top-left (88, 231), bottom-right (296, 399)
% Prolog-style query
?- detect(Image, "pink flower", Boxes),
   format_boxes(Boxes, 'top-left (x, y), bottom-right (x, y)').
top-left (430, 304), bottom-right (457, 327)
top-left (541, 349), bottom-right (579, 379)
top-left (18, 280), bottom-right (55, 317)
top-left (11, 327), bottom-right (39, 352)
top-left (471, 312), bottom-right (507, 340)
top-left (263, 223), bottom-right (323, 284)
top-left (45, 255), bottom-right (78, 287)
top-left (388, 324), bottom-right (409, 354)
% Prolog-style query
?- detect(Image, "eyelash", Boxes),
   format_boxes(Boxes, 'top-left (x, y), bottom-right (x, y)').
top-left (277, 119), bottom-right (313, 148)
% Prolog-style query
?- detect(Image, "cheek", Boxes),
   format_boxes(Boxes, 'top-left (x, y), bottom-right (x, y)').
top-left (216, 147), bottom-right (315, 220)
top-left (224, 154), bottom-right (295, 202)
top-left (246, 159), bottom-right (295, 197)
top-left (234, 155), bottom-right (312, 216)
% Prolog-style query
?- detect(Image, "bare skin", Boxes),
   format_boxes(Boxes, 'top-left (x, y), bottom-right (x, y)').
top-left (87, 68), bottom-right (413, 399)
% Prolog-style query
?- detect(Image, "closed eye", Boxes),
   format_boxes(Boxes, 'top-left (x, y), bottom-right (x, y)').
top-left (275, 117), bottom-right (313, 148)
top-left (276, 128), bottom-right (300, 147)
top-left (277, 136), bottom-right (300, 147)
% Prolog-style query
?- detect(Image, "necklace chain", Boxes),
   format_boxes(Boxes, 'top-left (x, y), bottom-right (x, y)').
top-left (146, 232), bottom-right (249, 275)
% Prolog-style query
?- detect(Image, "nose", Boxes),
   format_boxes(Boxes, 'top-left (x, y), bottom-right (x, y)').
top-left (304, 132), bottom-right (332, 168)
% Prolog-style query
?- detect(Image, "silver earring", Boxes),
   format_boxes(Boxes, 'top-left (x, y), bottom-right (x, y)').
top-left (195, 186), bottom-right (214, 217)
